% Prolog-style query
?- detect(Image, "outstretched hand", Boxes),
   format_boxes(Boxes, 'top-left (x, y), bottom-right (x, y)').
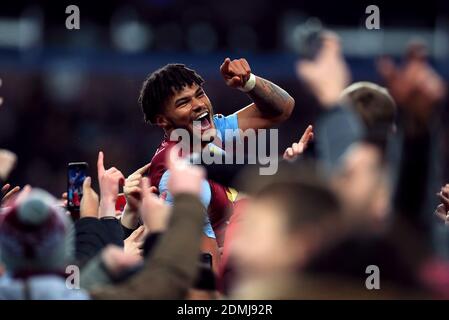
top-left (377, 42), bottom-right (446, 126)
top-left (97, 151), bottom-right (125, 203)
top-left (97, 151), bottom-right (125, 218)
top-left (296, 33), bottom-right (350, 108)
top-left (1, 184), bottom-right (21, 206)
top-left (283, 125), bottom-right (314, 161)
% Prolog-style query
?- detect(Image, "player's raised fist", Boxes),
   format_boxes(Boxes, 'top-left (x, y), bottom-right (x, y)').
top-left (220, 57), bottom-right (252, 89)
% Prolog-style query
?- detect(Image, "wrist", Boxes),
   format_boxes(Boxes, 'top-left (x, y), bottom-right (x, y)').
top-left (99, 197), bottom-right (116, 218)
top-left (238, 73), bottom-right (257, 92)
top-left (121, 204), bottom-right (139, 229)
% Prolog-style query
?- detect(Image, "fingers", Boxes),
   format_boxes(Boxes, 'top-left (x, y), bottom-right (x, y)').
top-left (299, 125), bottom-right (314, 144)
top-left (134, 162), bottom-right (151, 176)
top-left (438, 192), bottom-right (449, 208)
top-left (240, 58), bottom-right (251, 74)
top-left (292, 143), bottom-right (302, 154)
top-left (229, 76), bottom-right (243, 87)
top-left (2, 186), bottom-right (20, 201)
top-left (318, 33), bottom-right (341, 59)
top-left (97, 151), bottom-right (105, 180)
top-left (126, 178), bottom-right (142, 188)
top-left (128, 225), bottom-right (145, 240)
top-left (140, 177), bottom-right (151, 196)
top-left (283, 147), bottom-right (294, 160)
top-left (220, 57), bottom-right (251, 86)
top-left (435, 204), bottom-right (447, 222)
top-left (220, 58), bottom-right (231, 75)
top-left (1, 183), bottom-right (10, 195)
top-left (105, 168), bottom-right (125, 185)
top-left (125, 186), bottom-right (142, 195)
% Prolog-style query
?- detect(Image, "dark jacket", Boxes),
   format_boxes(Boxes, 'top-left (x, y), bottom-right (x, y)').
top-left (75, 217), bottom-right (124, 266)
top-left (87, 193), bottom-right (205, 299)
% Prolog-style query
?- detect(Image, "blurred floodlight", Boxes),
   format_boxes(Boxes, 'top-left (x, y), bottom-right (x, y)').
top-left (112, 20), bottom-right (152, 52)
top-left (111, 6), bottom-right (152, 53)
top-left (44, 66), bottom-right (84, 104)
top-left (0, 6), bottom-right (43, 50)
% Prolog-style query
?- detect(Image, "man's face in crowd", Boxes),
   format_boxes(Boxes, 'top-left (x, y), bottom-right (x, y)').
top-left (231, 198), bottom-right (301, 277)
top-left (332, 143), bottom-right (390, 231)
top-left (157, 83), bottom-right (216, 138)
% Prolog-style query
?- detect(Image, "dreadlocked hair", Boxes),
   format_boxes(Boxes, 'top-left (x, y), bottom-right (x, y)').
top-left (138, 63), bottom-right (205, 124)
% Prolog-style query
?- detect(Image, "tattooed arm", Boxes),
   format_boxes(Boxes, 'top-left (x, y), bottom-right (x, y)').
top-left (220, 58), bottom-right (295, 130)
top-left (237, 76), bottom-right (295, 130)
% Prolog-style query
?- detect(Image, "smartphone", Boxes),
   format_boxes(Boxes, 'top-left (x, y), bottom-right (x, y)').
top-left (67, 162), bottom-right (88, 219)
top-left (298, 29), bottom-right (325, 60)
top-left (295, 19), bottom-right (325, 61)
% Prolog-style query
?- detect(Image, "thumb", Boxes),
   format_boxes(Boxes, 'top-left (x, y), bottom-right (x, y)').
top-left (229, 76), bottom-right (242, 87)
top-left (82, 176), bottom-right (92, 194)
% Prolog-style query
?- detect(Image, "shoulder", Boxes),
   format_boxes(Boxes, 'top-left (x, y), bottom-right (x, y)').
top-left (149, 139), bottom-right (177, 188)
top-left (213, 114), bottom-right (240, 141)
top-left (213, 113), bottom-right (238, 128)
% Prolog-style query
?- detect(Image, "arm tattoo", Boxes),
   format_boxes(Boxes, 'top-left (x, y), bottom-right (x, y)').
top-left (247, 77), bottom-right (294, 117)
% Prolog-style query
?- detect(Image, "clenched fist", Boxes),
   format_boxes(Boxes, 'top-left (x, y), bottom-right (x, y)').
top-left (220, 57), bottom-right (252, 89)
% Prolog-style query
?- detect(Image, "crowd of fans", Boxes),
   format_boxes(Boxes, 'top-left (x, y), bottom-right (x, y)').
top-left (1, 32), bottom-right (449, 300)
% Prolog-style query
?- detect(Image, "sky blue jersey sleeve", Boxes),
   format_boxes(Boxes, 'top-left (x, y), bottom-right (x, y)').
top-left (158, 170), bottom-right (216, 239)
top-left (213, 113), bottom-right (240, 142)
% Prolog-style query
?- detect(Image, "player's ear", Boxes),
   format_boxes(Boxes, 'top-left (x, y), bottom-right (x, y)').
top-left (155, 114), bottom-right (172, 131)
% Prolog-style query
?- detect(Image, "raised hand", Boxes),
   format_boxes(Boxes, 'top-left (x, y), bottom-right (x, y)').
top-left (139, 177), bottom-right (170, 233)
top-left (124, 226), bottom-right (145, 257)
top-left (297, 33), bottom-right (350, 108)
top-left (124, 162), bottom-right (151, 211)
top-left (220, 57), bottom-right (252, 89)
top-left (97, 151), bottom-right (125, 202)
top-left (101, 245), bottom-right (143, 277)
top-left (377, 42), bottom-right (446, 127)
top-left (97, 151), bottom-right (125, 218)
top-left (283, 125), bottom-right (314, 161)
top-left (1, 184), bottom-right (21, 206)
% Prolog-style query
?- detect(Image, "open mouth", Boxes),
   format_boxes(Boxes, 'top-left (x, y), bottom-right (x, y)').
top-left (193, 111), bottom-right (212, 130)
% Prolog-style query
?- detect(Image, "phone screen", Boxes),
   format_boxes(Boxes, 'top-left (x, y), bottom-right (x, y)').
top-left (67, 162), bottom-right (88, 214)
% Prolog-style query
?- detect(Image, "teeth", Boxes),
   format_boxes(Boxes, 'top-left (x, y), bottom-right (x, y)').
top-left (196, 112), bottom-right (209, 120)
